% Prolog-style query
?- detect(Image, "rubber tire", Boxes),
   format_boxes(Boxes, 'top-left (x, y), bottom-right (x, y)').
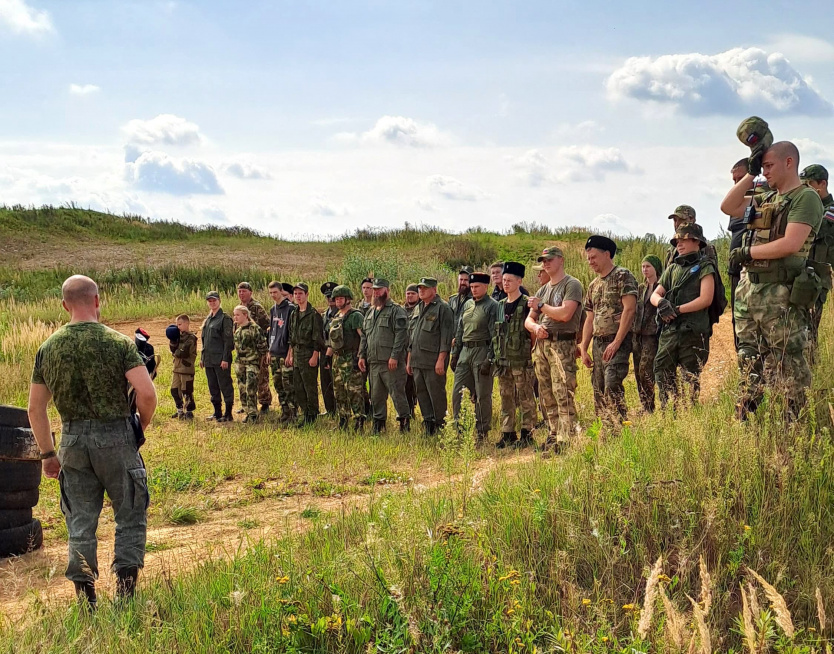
top-left (0, 509), bottom-right (32, 530)
top-left (0, 405), bottom-right (30, 429)
top-left (0, 488), bottom-right (39, 510)
top-left (0, 460), bottom-right (41, 492)
top-left (0, 519), bottom-right (43, 558)
top-left (0, 426), bottom-right (37, 460)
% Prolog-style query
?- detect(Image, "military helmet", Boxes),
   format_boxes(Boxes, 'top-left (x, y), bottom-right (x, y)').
top-left (736, 116), bottom-right (773, 152)
top-left (331, 285), bottom-right (353, 300)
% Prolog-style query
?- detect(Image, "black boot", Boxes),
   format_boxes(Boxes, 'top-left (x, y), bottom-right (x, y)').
top-left (74, 580), bottom-right (97, 611)
top-left (372, 418), bottom-right (386, 434)
top-left (398, 416), bottom-right (411, 433)
top-left (496, 432), bottom-right (516, 449)
top-left (206, 402), bottom-right (222, 421)
top-left (260, 404), bottom-right (270, 415)
top-left (219, 405), bottom-right (233, 423)
top-left (116, 566), bottom-right (139, 600)
top-left (353, 416), bottom-right (365, 432)
top-left (337, 416), bottom-right (349, 431)
top-left (423, 419), bottom-right (436, 436)
top-left (515, 429), bottom-right (534, 449)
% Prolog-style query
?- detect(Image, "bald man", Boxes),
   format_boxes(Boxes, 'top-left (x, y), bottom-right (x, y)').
top-left (722, 141), bottom-right (824, 420)
top-left (28, 275), bottom-right (157, 609)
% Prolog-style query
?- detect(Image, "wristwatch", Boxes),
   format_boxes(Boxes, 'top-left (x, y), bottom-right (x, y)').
top-left (39, 450), bottom-right (57, 460)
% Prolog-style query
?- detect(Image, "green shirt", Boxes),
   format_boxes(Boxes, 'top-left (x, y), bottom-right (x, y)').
top-left (31, 321), bottom-right (144, 421)
top-left (754, 185), bottom-right (824, 264)
top-left (409, 297), bottom-right (455, 368)
top-left (360, 299), bottom-right (409, 363)
top-left (452, 295), bottom-right (499, 357)
top-left (289, 305), bottom-right (325, 352)
top-left (329, 309), bottom-right (364, 355)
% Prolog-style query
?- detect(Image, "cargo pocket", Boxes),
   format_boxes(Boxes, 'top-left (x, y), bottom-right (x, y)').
top-left (128, 467), bottom-right (150, 510)
top-left (58, 469), bottom-right (71, 517)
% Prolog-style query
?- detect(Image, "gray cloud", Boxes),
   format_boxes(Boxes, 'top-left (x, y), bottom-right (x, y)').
top-left (126, 150), bottom-right (223, 195)
top-left (122, 114), bottom-right (206, 147)
top-left (223, 161), bottom-right (273, 180)
top-left (336, 115), bottom-right (452, 148)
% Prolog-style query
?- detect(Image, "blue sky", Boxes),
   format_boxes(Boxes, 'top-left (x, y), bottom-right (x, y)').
top-left (1, 0), bottom-right (832, 238)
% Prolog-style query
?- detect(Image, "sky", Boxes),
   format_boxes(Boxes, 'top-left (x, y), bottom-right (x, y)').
top-left (0, 0), bottom-right (832, 240)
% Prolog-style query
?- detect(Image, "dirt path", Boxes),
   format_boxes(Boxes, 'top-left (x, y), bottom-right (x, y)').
top-left (694, 313), bottom-right (735, 400)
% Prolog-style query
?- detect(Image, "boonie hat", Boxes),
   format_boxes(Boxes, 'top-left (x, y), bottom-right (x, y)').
top-left (671, 223), bottom-right (707, 248)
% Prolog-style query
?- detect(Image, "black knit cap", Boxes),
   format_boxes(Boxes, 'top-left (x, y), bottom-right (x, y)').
top-left (502, 261), bottom-right (525, 277)
top-left (585, 235), bottom-right (617, 257)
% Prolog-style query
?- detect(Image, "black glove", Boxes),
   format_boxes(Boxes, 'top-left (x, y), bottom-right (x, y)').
top-left (729, 245), bottom-right (753, 270)
top-left (450, 354), bottom-right (458, 372)
top-left (479, 361), bottom-right (493, 377)
top-left (748, 146), bottom-right (765, 176)
top-left (657, 298), bottom-right (678, 321)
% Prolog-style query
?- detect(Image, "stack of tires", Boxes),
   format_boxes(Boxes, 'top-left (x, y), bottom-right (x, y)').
top-left (0, 405), bottom-right (43, 557)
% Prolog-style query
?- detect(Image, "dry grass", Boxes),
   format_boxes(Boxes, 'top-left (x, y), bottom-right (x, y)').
top-left (747, 568), bottom-right (795, 639)
top-left (637, 555), bottom-right (662, 639)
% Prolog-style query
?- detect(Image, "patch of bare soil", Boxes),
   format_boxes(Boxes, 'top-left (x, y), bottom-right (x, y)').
top-left (697, 313), bottom-right (735, 400)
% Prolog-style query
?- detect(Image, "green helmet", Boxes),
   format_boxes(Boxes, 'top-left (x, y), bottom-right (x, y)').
top-left (736, 116), bottom-right (773, 152)
top-left (331, 285), bottom-right (353, 300)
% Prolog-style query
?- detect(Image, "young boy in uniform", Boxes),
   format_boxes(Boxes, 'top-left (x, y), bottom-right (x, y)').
top-left (167, 314), bottom-right (198, 419)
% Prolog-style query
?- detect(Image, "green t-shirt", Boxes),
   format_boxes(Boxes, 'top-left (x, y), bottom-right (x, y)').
top-left (343, 310), bottom-right (364, 332)
top-left (31, 321), bottom-right (144, 421)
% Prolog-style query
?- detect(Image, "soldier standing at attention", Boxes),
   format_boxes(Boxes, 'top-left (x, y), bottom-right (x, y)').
top-left (28, 275), bottom-right (157, 608)
top-left (632, 255), bottom-right (662, 413)
top-left (267, 281), bottom-right (297, 423)
top-left (493, 262), bottom-right (537, 449)
top-left (287, 283), bottom-right (324, 426)
top-left (448, 266), bottom-right (474, 332)
top-left (722, 130), bottom-right (824, 419)
top-left (580, 236), bottom-right (638, 425)
top-left (201, 291), bottom-right (235, 422)
top-left (232, 305), bottom-right (268, 423)
top-left (407, 278), bottom-right (455, 435)
top-left (319, 282), bottom-right (338, 416)
top-left (651, 224), bottom-right (716, 408)
top-left (326, 285), bottom-right (366, 431)
top-left (359, 278), bottom-right (374, 315)
top-left (236, 282), bottom-right (272, 414)
top-left (451, 272), bottom-right (499, 443)
top-left (525, 247), bottom-right (583, 452)
top-left (359, 279), bottom-right (411, 433)
top-left (403, 283), bottom-right (420, 414)
top-left (800, 164), bottom-right (834, 352)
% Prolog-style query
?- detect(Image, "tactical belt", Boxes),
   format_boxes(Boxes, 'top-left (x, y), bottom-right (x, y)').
top-left (594, 333), bottom-right (617, 343)
top-left (62, 417), bottom-right (131, 432)
top-left (462, 340), bottom-right (490, 348)
top-left (747, 268), bottom-right (798, 284)
top-left (555, 332), bottom-right (576, 341)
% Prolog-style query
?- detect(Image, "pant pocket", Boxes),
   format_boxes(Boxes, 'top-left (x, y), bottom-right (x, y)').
top-left (58, 469), bottom-right (72, 516)
top-left (128, 467), bottom-right (150, 510)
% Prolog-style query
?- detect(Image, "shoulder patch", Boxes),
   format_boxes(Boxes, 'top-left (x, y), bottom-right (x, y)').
top-left (825, 209), bottom-right (834, 223)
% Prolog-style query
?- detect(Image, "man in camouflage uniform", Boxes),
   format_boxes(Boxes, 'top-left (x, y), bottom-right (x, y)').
top-left (326, 285), bottom-right (366, 431)
top-left (407, 278), bottom-right (455, 435)
top-left (28, 275), bottom-right (157, 608)
top-left (287, 283), bottom-right (325, 426)
top-left (359, 279), bottom-right (411, 433)
top-left (267, 281), bottom-right (296, 422)
top-left (525, 247), bottom-right (583, 451)
top-left (722, 136), bottom-right (824, 419)
top-left (403, 283), bottom-right (420, 414)
top-left (236, 282), bottom-right (272, 413)
top-left (632, 255), bottom-right (662, 413)
top-left (232, 305), bottom-right (269, 423)
top-left (580, 236), bottom-right (638, 424)
top-left (319, 282), bottom-right (338, 416)
top-left (800, 164), bottom-right (834, 351)
top-left (493, 262), bottom-right (536, 449)
top-left (451, 272), bottom-right (499, 442)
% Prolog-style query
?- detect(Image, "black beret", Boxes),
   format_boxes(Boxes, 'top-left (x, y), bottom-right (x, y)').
top-left (281, 282), bottom-right (294, 294)
top-left (502, 261), bottom-right (525, 278)
top-left (470, 272), bottom-right (491, 284)
top-left (585, 235), bottom-right (617, 257)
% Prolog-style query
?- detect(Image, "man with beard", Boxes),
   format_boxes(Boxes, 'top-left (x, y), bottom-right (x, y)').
top-left (448, 266), bottom-right (474, 332)
top-left (236, 282), bottom-right (272, 414)
top-left (359, 279), bottom-right (411, 433)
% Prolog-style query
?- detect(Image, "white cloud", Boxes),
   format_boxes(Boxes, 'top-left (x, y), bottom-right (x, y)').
top-left (309, 197), bottom-right (352, 217)
top-left (511, 145), bottom-right (638, 186)
top-left (187, 200), bottom-right (229, 224)
top-left (590, 213), bottom-right (632, 236)
top-left (69, 83), bottom-right (100, 96)
top-left (122, 114), bottom-right (206, 147)
top-left (223, 160), bottom-right (273, 180)
top-left (336, 115), bottom-right (452, 148)
top-left (415, 198), bottom-right (438, 212)
top-left (791, 138), bottom-right (833, 165)
top-left (126, 150), bottom-right (223, 195)
top-left (554, 120), bottom-right (603, 139)
top-left (764, 34), bottom-right (834, 64)
top-left (0, 0), bottom-right (53, 35)
top-left (425, 175), bottom-right (487, 201)
top-left (606, 47), bottom-right (833, 116)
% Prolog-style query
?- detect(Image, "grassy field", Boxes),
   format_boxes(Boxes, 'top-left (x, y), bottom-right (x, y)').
top-left (2, 207), bottom-right (831, 653)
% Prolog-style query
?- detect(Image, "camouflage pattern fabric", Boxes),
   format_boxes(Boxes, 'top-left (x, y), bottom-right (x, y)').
top-left (171, 331), bottom-right (198, 374)
top-left (242, 300), bottom-right (272, 407)
top-left (632, 333), bottom-right (658, 413)
top-left (269, 356), bottom-right (296, 417)
top-left (333, 353), bottom-right (366, 420)
top-left (31, 322), bottom-right (144, 421)
top-left (497, 366), bottom-right (537, 432)
top-left (809, 194), bottom-right (834, 352)
top-left (584, 266), bottom-right (638, 337)
top-left (236, 362), bottom-right (260, 419)
top-left (234, 321), bottom-right (267, 419)
top-left (653, 331), bottom-right (709, 408)
top-left (234, 321), bottom-right (267, 365)
top-left (534, 339), bottom-right (577, 441)
top-left (591, 336), bottom-right (632, 423)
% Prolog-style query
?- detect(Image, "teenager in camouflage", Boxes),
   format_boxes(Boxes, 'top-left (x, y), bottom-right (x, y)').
top-left (326, 285), bottom-right (367, 431)
top-left (632, 255), bottom-right (662, 413)
top-left (233, 305), bottom-right (268, 423)
top-left (267, 282), bottom-right (297, 422)
top-left (287, 283), bottom-right (325, 426)
top-left (236, 282), bottom-right (272, 413)
top-left (167, 315), bottom-right (198, 420)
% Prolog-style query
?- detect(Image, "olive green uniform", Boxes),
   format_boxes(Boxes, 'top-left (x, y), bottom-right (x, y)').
top-left (289, 305), bottom-right (325, 421)
top-left (448, 290), bottom-right (473, 330)
top-left (320, 306), bottom-right (338, 415)
top-left (31, 322), bottom-right (148, 585)
top-left (809, 193), bottom-right (834, 348)
top-left (494, 295), bottom-right (537, 433)
top-left (170, 330), bottom-right (198, 413)
top-left (452, 296), bottom-right (499, 437)
top-left (632, 281), bottom-right (659, 413)
top-left (234, 321), bottom-right (268, 420)
top-left (360, 300), bottom-right (411, 424)
top-left (409, 297), bottom-right (455, 431)
top-left (329, 309), bottom-right (366, 422)
top-left (403, 302), bottom-right (419, 412)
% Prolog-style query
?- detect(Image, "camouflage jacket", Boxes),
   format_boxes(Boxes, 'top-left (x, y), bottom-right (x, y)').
top-left (234, 321), bottom-right (267, 365)
top-left (584, 266), bottom-right (638, 337)
top-left (244, 299), bottom-right (270, 333)
top-left (171, 331), bottom-right (198, 374)
top-left (493, 295), bottom-right (533, 367)
top-left (811, 193), bottom-right (834, 268)
top-left (360, 299), bottom-right (409, 363)
top-left (632, 281), bottom-right (659, 336)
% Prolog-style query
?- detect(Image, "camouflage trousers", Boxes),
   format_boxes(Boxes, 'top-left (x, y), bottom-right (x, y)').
top-left (632, 333), bottom-right (658, 413)
top-left (256, 354), bottom-right (272, 407)
top-left (236, 362), bottom-right (260, 419)
top-left (591, 335), bottom-right (631, 423)
top-left (735, 277), bottom-right (811, 413)
top-left (58, 418), bottom-right (148, 584)
top-left (497, 365), bottom-right (537, 433)
top-left (534, 339), bottom-right (577, 441)
top-left (654, 330), bottom-right (709, 409)
top-left (808, 287), bottom-right (829, 363)
top-left (270, 356), bottom-right (296, 416)
top-left (333, 353), bottom-right (366, 420)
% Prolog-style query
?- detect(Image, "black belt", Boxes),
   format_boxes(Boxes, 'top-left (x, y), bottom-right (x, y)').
top-left (555, 332), bottom-right (576, 341)
top-left (62, 417), bottom-right (130, 431)
top-left (595, 334), bottom-right (617, 343)
top-left (462, 340), bottom-right (490, 348)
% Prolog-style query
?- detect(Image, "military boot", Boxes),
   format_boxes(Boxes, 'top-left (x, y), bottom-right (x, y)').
top-left (74, 580), bottom-right (97, 611)
top-left (337, 416), bottom-right (350, 431)
top-left (219, 405), bottom-right (234, 423)
top-left (515, 429), bottom-right (534, 449)
top-left (372, 418), bottom-right (386, 434)
top-left (260, 404), bottom-right (270, 415)
top-left (496, 432), bottom-right (516, 449)
top-left (206, 403), bottom-right (222, 421)
top-left (398, 416), bottom-right (411, 433)
top-left (422, 419), bottom-right (436, 436)
top-left (115, 566), bottom-right (139, 600)
top-left (353, 416), bottom-right (365, 432)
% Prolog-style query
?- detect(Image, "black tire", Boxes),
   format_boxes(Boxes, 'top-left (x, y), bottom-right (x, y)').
top-left (0, 519), bottom-right (43, 557)
top-left (0, 426), bottom-right (37, 461)
top-left (0, 488), bottom-right (39, 510)
top-left (0, 509), bottom-right (32, 530)
top-left (0, 460), bottom-right (41, 492)
top-left (0, 405), bottom-right (30, 429)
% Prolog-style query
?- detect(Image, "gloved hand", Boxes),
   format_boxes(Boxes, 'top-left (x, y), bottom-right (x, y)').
top-left (736, 116), bottom-right (773, 176)
top-left (479, 361), bottom-right (493, 377)
top-left (657, 298), bottom-right (678, 322)
top-left (748, 146), bottom-right (765, 176)
top-left (450, 354), bottom-right (458, 372)
top-left (729, 245), bottom-right (753, 270)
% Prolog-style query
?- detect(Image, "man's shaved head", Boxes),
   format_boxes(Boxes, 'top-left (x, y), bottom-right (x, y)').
top-left (62, 275), bottom-right (98, 307)
top-left (767, 141), bottom-right (800, 169)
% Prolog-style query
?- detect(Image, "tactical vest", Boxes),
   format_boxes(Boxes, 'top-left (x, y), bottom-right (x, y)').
top-left (329, 309), bottom-right (362, 355)
top-left (746, 188), bottom-right (813, 283)
top-left (664, 253), bottom-right (711, 334)
top-left (810, 196), bottom-right (834, 291)
top-left (494, 295), bottom-right (532, 367)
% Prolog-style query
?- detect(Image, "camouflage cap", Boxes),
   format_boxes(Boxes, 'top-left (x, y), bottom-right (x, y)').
top-left (736, 116), bottom-right (773, 151)
top-left (330, 285), bottom-right (353, 300)
top-left (671, 223), bottom-right (707, 248)
top-left (372, 278), bottom-right (390, 289)
top-left (206, 291), bottom-right (220, 300)
top-left (800, 164), bottom-right (829, 182)
top-left (405, 283), bottom-right (419, 293)
top-left (459, 266), bottom-right (474, 275)
top-left (237, 282), bottom-right (252, 291)
top-left (537, 246), bottom-right (564, 261)
top-left (417, 277), bottom-right (438, 288)
top-left (668, 205), bottom-right (696, 222)
top-left (320, 281), bottom-right (338, 297)
top-left (532, 263), bottom-right (545, 272)
top-left (293, 282), bottom-right (309, 293)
